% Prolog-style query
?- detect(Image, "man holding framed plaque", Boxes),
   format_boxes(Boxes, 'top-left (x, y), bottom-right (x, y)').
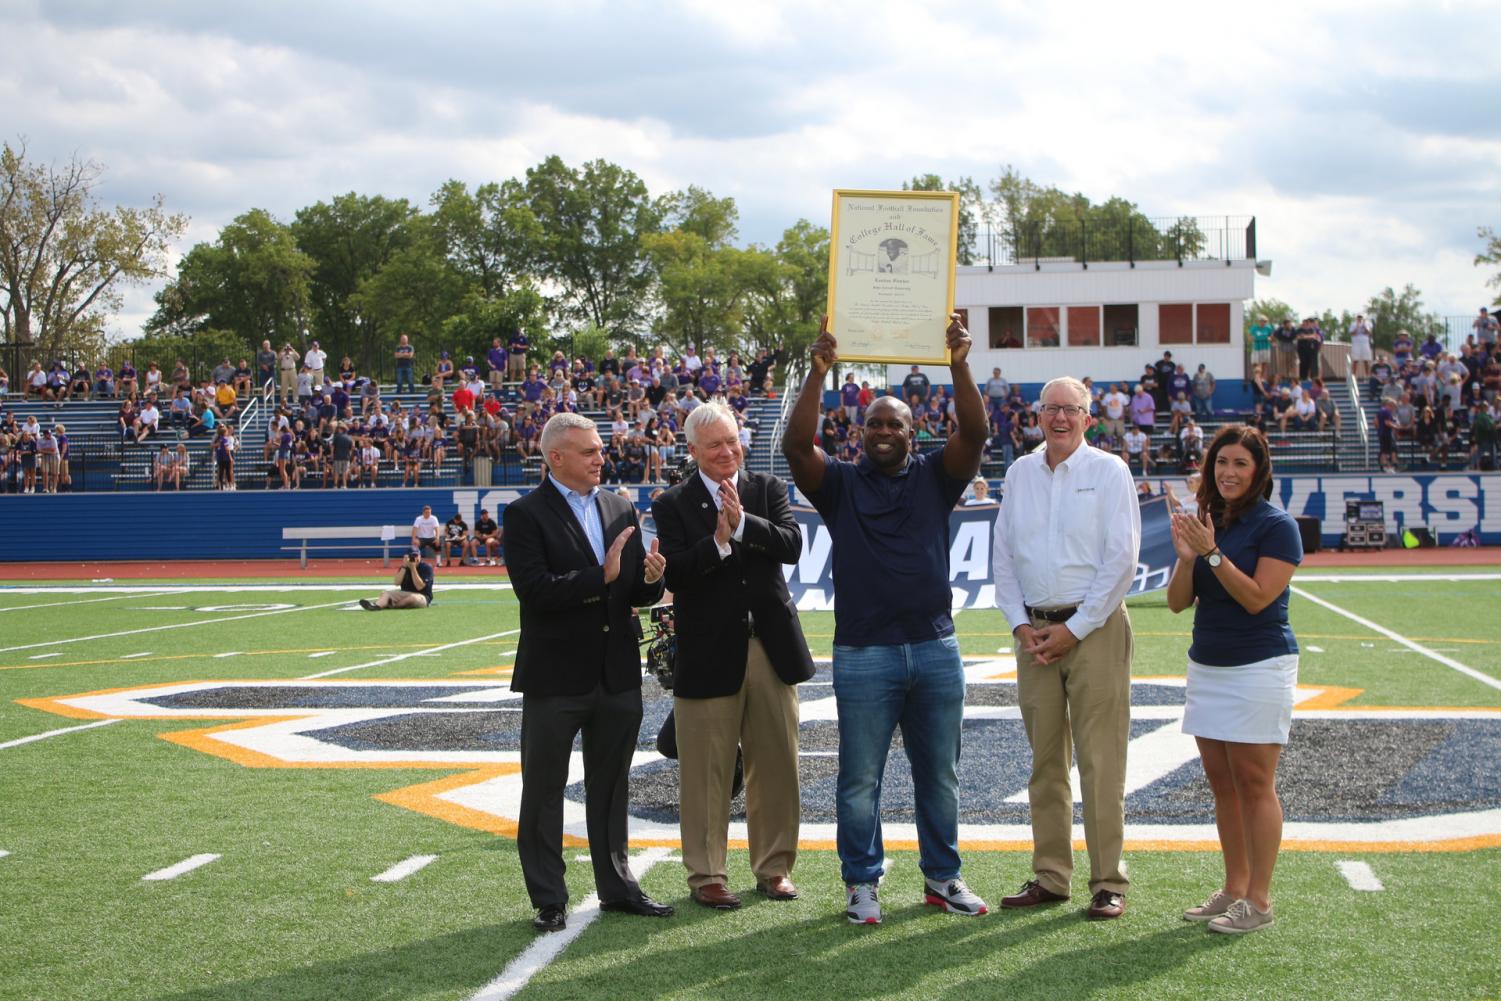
top-left (826, 189), bottom-right (960, 365)
top-left (783, 299), bottom-right (989, 926)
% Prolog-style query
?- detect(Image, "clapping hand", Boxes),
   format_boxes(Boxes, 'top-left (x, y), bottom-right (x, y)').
top-left (1170, 511), bottom-right (1216, 560)
top-left (643, 538), bottom-right (665, 584)
top-left (603, 526), bottom-right (634, 584)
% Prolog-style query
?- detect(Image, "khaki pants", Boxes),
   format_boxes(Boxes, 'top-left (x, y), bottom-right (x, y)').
top-left (1015, 604), bottom-right (1132, 897)
top-left (674, 638), bottom-right (800, 889)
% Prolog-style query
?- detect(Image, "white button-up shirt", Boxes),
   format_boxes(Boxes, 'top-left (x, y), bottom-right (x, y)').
top-left (992, 441), bottom-right (1141, 641)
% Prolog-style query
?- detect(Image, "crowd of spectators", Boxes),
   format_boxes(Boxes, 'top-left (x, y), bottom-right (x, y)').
top-left (1365, 308), bottom-right (1500, 472)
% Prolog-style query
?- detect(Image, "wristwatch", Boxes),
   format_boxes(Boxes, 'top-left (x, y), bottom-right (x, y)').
top-left (1204, 549), bottom-right (1222, 568)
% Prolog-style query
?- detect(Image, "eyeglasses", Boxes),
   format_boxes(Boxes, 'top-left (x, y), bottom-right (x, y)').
top-left (1040, 404), bottom-right (1087, 417)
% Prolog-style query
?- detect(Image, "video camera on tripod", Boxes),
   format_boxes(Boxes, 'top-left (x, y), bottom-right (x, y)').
top-left (640, 603), bottom-right (676, 689)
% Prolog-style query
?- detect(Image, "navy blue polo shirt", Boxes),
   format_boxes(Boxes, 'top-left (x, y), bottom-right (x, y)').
top-left (808, 448), bottom-right (970, 646)
top-left (1189, 499), bottom-right (1303, 666)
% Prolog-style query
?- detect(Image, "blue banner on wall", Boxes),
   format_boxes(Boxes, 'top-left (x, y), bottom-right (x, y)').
top-left (2, 473), bottom-right (1499, 564)
top-left (774, 495), bottom-right (1177, 611)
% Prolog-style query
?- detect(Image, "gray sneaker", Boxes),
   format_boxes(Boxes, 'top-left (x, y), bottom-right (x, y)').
top-left (1183, 889), bottom-right (1235, 922)
top-left (845, 883), bottom-right (881, 925)
top-left (1208, 898), bottom-right (1275, 934)
top-left (924, 877), bottom-right (988, 916)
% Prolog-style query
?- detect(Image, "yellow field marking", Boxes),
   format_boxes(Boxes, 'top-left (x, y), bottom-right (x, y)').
top-left (0, 640), bottom-right (523, 673)
top-left (452, 665), bottom-right (515, 677)
top-left (18, 678), bottom-right (1501, 853)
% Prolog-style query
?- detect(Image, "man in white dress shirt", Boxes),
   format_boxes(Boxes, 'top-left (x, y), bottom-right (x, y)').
top-left (991, 375), bottom-right (1141, 921)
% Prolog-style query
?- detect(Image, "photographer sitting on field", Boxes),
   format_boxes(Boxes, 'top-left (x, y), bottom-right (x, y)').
top-left (359, 551), bottom-right (435, 610)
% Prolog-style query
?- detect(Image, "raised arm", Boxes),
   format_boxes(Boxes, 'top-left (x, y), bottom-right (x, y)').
top-left (942, 313), bottom-right (988, 481)
top-left (782, 316), bottom-right (836, 495)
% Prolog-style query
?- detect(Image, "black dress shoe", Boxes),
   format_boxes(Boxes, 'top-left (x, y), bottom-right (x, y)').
top-left (532, 904), bottom-right (567, 932)
top-left (600, 894), bottom-right (674, 918)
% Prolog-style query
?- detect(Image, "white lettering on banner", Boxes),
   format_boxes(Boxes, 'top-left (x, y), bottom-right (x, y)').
top-left (1133, 562), bottom-right (1170, 593)
top-left (1428, 478), bottom-right (1478, 530)
top-left (1319, 477), bottom-right (1374, 526)
top-left (1480, 478), bottom-right (1501, 534)
top-left (949, 521), bottom-right (990, 581)
top-left (790, 523), bottom-right (834, 584)
top-left (1282, 477), bottom-right (1319, 517)
top-left (451, 491), bottom-right (479, 529)
top-left (1370, 477), bottom-right (1425, 533)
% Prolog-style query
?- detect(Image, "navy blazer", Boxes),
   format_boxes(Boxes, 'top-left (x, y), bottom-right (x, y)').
top-left (504, 478), bottom-right (664, 696)
top-left (651, 469), bottom-right (815, 699)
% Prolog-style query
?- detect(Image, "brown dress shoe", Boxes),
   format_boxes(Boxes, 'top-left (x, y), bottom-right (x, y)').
top-left (756, 876), bottom-right (798, 900)
top-left (1086, 890), bottom-right (1126, 920)
top-left (1000, 879), bottom-right (1069, 908)
top-left (691, 882), bottom-right (742, 910)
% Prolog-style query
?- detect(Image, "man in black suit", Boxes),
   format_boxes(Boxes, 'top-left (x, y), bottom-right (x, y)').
top-left (651, 402), bottom-right (814, 910)
top-left (503, 412), bottom-right (671, 933)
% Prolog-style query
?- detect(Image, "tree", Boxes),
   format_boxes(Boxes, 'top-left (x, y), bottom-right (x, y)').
top-left (0, 140), bottom-right (186, 357)
top-left (1364, 284), bottom-right (1445, 352)
top-left (427, 178), bottom-right (539, 299)
top-left (291, 193), bottom-right (418, 370)
top-left (986, 166), bottom-right (1175, 264)
top-left (522, 156), bottom-right (664, 335)
top-left (642, 228), bottom-right (747, 358)
top-left (902, 174), bottom-right (985, 265)
top-left (146, 208), bottom-right (313, 351)
top-left (1478, 217), bottom-right (1501, 307)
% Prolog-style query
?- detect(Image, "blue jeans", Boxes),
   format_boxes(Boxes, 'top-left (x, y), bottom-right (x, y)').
top-left (395, 362), bottom-right (414, 395)
top-left (1192, 394), bottom-right (1212, 418)
top-left (832, 636), bottom-right (965, 884)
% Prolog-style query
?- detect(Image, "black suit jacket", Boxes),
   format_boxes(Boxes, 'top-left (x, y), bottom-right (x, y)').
top-left (651, 469), bottom-right (815, 699)
top-left (504, 477), bottom-right (664, 696)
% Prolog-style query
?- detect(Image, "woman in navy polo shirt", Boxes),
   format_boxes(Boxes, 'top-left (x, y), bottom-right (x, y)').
top-left (1166, 424), bottom-right (1301, 936)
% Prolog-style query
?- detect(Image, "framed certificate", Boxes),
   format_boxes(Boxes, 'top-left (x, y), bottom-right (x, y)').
top-left (826, 188), bottom-right (959, 364)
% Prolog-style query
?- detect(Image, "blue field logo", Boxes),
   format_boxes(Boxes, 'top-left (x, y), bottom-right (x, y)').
top-left (29, 666), bottom-right (1501, 851)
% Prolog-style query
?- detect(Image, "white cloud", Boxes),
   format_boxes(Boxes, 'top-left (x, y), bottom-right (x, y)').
top-left (3, 0), bottom-right (1498, 344)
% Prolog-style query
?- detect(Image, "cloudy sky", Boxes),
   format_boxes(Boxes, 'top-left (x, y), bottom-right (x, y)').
top-left (4, 0), bottom-right (1498, 339)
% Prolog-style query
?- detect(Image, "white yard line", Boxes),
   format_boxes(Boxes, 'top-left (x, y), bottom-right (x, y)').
top-left (121, 651), bottom-right (153, 659)
top-left (308, 651), bottom-right (337, 658)
top-left (1295, 574), bottom-right (1501, 583)
top-left (0, 591), bottom-right (172, 613)
top-left (27, 653), bottom-right (61, 660)
top-left (0, 600), bottom-right (353, 655)
top-left (0, 850), bottom-right (9, 859)
top-left (1335, 860), bottom-right (1384, 892)
top-left (371, 854), bottom-right (438, 883)
top-left (0, 719), bottom-right (120, 750)
top-left (301, 628), bottom-right (521, 680)
top-left (1290, 585), bottom-right (1501, 692)
top-left (142, 854), bottom-right (221, 882)
top-left (468, 847), bottom-right (672, 1001)
top-left (212, 651), bottom-right (244, 659)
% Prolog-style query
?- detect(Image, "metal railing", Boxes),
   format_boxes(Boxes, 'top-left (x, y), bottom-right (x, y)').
top-left (969, 215), bottom-right (1256, 269)
top-left (1347, 370), bottom-right (1370, 468)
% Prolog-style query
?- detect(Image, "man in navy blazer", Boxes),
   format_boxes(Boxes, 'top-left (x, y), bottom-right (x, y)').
top-left (651, 402), bottom-right (814, 910)
top-left (504, 412), bottom-right (670, 932)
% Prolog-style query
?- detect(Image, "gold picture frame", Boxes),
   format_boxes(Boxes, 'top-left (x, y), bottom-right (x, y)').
top-left (825, 188), bottom-right (959, 364)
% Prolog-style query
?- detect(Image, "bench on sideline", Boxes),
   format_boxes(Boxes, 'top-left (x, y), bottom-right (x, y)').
top-left (282, 525), bottom-right (403, 569)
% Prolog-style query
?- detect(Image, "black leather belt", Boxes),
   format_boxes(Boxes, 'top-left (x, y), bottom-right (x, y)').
top-left (1025, 604), bottom-right (1078, 623)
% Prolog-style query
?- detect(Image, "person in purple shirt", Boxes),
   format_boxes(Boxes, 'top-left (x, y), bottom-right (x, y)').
top-left (697, 368), bottom-right (721, 397)
top-left (1168, 365), bottom-right (1192, 401)
top-left (839, 374), bottom-right (861, 422)
top-left (1419, 333), bottom-right (1444, 362)
top-left (94, 365), bottom-right (115, 399)
top-left (521, 370), bottom-right (545, 404)
top-left (1131, 384), bottom-right (1157, 431)
top-left (507, 330), bottom-right (530, 381)
top-left (487, 337), bottom-right (508, 391)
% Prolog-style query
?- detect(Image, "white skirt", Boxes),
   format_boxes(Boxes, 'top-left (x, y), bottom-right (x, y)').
top-left (1182, 653), bottom-right (1298, 745)
top-left (1350, 340), bottom-right (1373, 362)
